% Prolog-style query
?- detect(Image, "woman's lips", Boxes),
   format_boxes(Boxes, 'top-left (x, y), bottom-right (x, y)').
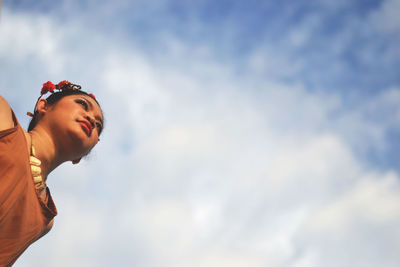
top-left (78, 121), bottom-right (93, 136)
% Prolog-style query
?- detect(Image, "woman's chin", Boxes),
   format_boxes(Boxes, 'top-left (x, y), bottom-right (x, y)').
top-left (63, 128), bottom-right (93, 156)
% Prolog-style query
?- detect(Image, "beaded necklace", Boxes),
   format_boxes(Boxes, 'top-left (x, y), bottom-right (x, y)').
top-left (30, 146), bottom-right (46, 190)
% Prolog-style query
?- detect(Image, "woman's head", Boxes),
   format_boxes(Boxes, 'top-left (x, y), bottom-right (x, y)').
top-left (28, 89), bottom-right (103, 132)
top-left (28, 81), bottom-right (104, 161)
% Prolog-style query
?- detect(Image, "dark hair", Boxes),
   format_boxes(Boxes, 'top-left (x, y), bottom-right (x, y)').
top-left (27, 90), bottom-right (104, 133)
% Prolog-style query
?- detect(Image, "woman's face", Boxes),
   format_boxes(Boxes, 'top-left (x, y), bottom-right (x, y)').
top-left (40, 94), bottom-right (103, 159)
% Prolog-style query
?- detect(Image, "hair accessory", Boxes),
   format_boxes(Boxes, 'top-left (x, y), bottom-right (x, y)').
top-left (28, 80), bottom-right (95, 118)
top-left (41, 81), bottom-right (55, 94)
top-left (40, 80), bottom-right (82, 95)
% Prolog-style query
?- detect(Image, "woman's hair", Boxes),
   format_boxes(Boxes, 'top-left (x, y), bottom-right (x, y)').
top-left (27, 89), bottom-right (104, 133)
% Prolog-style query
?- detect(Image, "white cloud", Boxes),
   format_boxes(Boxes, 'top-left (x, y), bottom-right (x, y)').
top-left (293, 173), bottom-right (400, 267)
top-left (309, 172), bottom-right (400, 231)
top-left (0, 11), bottom-right (66, 73)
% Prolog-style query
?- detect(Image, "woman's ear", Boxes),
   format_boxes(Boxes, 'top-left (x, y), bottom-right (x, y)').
top-left (36, 99), bottom-right (49, 115)
top-left (72, 158), bottom-right (81, 164)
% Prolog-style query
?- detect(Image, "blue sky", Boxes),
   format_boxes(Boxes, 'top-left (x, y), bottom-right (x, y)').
top-left (5, 0), bottom-right (399, 92)
top-left (1, 0), bottom-right (400, 266)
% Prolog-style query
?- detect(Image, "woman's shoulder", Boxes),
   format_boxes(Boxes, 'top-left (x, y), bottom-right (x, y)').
top-left (0, 96), bottom-right (16, 131)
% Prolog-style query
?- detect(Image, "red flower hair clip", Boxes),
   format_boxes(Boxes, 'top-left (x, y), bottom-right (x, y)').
top-left (41, 81), bottom-right (55, 94)
top-left (40, 80), bottom-right (82, 95)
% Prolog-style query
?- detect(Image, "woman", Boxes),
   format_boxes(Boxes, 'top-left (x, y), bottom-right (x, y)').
top-left (0, 81), bottom-right (104, 266)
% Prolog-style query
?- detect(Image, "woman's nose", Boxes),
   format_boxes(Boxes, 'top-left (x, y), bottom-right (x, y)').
top-left (86, 116), bottom-right (95, 128)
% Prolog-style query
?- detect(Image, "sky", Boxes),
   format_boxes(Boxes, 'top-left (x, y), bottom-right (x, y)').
top-left (0, 0), bottom-right (400, 266)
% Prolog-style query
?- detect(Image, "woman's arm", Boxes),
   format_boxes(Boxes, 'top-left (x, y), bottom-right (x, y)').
top-left (0, 96), bottom-right (14, 131)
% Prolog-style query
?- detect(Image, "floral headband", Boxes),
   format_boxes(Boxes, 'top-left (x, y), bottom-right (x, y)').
top-left (27, 80), bottom-right (96, 117)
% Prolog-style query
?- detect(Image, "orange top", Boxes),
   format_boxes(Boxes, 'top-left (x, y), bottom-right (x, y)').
top-left (0, 111), bottom-right (57, 266)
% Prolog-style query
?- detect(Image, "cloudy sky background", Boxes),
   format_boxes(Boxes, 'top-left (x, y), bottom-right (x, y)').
top-left (1, 0), bottom-right (400, 266)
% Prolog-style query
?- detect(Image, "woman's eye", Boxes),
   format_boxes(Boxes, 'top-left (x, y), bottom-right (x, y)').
top-left (77, 99), bottom-right (88, 110)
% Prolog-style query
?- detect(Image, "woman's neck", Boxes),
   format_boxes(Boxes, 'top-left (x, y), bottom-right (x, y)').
top-left (25, 127), bottom-right (64, 181)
